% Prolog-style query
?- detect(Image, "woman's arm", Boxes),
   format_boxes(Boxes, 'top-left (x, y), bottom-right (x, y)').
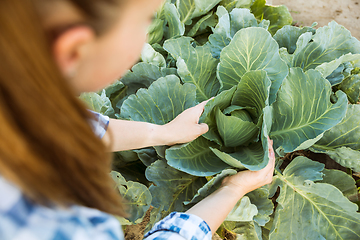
top-left (144, 138), bottom-right (275, 239)
top-left (103, 100), bottom-right (209, 152)
top-left (186, 137), bottom-right (275, 233)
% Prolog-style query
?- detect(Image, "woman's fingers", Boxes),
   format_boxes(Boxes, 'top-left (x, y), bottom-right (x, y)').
top-left (198, 123), bottom-right (209, 135)
top-left (262, 136), bottom-right (275, 176)
top-left (189, 98), bottom-right (213, 123)
top-left (195, 98), bottom-right (212, 114)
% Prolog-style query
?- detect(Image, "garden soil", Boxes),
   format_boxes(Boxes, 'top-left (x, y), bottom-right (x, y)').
top-left (271, 0), bottom-right (360, 40)
top-left (124, 0), bottom-right (360, 239)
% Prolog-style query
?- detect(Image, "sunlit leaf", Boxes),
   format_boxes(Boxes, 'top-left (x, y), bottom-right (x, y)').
top-left (251, 0), bottom-right (292, 35)
top-left (134, 148), bottom-right (159, 167)
top-left (217, 27), bottom-right (288, 104)
top-left (293, 21), bottom-right (360, 71)
top-left (147, 19), bottom-right (165, 45)
top-left (311, 104), bottom-right (360, 172)
top-left (220, 0), bottom-right (255, 11)
top-left (339, 74), bottom-right (360, 104)
top-left (273, 25), bottom-right (315, 54)
top-left (165, 136), bottom-right (230, 176)
top-left (247, 187), bottom-right (273, 226)
top-left (117, 62), bottom-right (177, 110)
top-left (229, 221), bottom-right (261, 240)
top-left (211, 106), bottom-right (272, 171)
top-left (164, 36), bottom-right (220, 101)
top-left (226, 196), bottom-right (258, 222)
top-left (176, 0), bottom-right (195, 25)
top-left (279, 48), bottom-right (293, 68)
top-left (111, 171), bottom-right (152, 223)
top-left (187, 12), bottom-right (216, 37)
top-left (270, 68), bottom-right (348, 153)
top-left (141, 43), bottom-right (166, 68)
top-left (215, 107), bottom-right (259, 147)
top-left (208, 6), bottom-right (269, 59)
top-left (314, 53), bottom-right (360, 80)
top-left (145, 160), bottom-right (207, 215)
top-left (261, 5), bottom-right (292, 35)
top-left (319, 169), bottom-right (359, 201)
top-left (164, 2), bottom-right (185, 38)
top-left (120, 75), bottom-right (196, 124)
top-left (191, 0), bottom-right (222, 19)
top-left (269, 157), bottom-right (360, 240)
top-left (231, 70), bottom-right (271, 122)
top-left (200, 86), bottom-right (237, 145)
top-left (184, 169), bottom-right (237, 205)
top-left (80, 90), bottom-right (115, 117)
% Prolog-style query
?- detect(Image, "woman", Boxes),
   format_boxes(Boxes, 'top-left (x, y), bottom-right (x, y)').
top-left (0, 0), bottom-right (275, 239)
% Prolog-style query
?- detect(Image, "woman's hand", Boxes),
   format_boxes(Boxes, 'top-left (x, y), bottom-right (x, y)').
top-left (186, 137), bottom-right (276, 233)
top-left (105, 100), bottom-right (210, 151)
top-left (160, 100), bottom-right (210, 146)
top-left (221, 137), bottom-right (276, 197)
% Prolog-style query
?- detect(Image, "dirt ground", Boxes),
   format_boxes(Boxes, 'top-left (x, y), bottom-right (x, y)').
top-left (270, 0), bottom-right (360, 40)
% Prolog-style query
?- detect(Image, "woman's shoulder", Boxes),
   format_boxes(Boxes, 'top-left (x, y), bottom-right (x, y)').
top-left (0, 175), bottom-right (124, 240)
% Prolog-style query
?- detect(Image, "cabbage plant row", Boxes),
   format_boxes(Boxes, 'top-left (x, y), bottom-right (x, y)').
top-left (80, 0), bottom-right (360, 239)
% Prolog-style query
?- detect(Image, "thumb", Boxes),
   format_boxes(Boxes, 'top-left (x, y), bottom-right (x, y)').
top-left (198, 123), bottom-right (209, 134)
top-left (196, 98), bottom-right (213, 112)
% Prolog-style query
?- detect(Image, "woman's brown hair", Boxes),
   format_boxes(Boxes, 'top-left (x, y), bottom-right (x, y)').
top-left (0, 0), bottom-right (126, 216)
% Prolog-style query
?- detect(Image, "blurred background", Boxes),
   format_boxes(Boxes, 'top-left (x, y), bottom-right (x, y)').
top-left (271, 0), bottom-right (360, 40)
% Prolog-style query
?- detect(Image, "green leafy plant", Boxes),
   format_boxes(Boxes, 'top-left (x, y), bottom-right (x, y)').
top-left (81, 0), bottom-right (360, 239)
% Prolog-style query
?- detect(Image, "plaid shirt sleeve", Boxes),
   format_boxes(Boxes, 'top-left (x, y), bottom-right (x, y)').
top-left (144, 212), bottom-right (212, 240)
top-left (87, 110), bottom-right (110, 139)
top-left (0, 175), bottom-right (124, 240)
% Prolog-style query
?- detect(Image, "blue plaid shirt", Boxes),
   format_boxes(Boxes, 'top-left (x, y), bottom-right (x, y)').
top-left (0, 111), bottom-right (212, 240)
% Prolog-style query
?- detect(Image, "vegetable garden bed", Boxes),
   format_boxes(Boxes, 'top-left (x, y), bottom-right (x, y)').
top-left (80, 0), bottom-right (360, 239)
